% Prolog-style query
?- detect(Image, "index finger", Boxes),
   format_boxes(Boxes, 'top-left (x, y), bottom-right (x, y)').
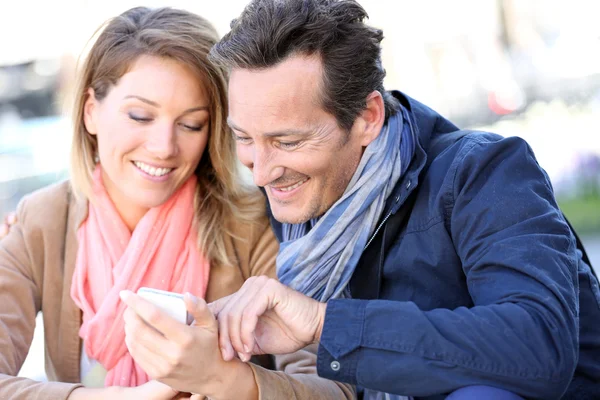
top-left (119, 290), bottom-right (189, 342)
top-left (208, 294), bottom-right (236, 361)
top-left (208, 293), bottom-right (234, 317)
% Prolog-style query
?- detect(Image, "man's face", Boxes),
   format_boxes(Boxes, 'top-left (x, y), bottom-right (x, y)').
top-left (228, 55), bottom-right (367, 224)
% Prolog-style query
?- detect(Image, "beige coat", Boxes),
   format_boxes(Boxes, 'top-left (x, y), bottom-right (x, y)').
top-left (0, 181), bottom-right (354, 400)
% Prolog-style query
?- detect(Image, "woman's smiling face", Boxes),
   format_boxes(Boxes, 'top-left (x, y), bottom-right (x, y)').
top-left (84, 55), bottom-right (210, 225)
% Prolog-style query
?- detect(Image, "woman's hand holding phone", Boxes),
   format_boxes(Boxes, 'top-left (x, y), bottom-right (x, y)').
top-left (120, 289), bottom-right (258, 400)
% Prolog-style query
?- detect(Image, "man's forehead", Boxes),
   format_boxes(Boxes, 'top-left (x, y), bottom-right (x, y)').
top-left (229, 56), bottom-right (323, 102)
top-left (228, 58), bottom-right (329, 136)
top-left (227, 113), bottom-right (324, 138)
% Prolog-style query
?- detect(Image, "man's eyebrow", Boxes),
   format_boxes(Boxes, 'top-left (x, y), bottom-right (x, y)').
top-left (124, 95), bottom-right (208, 114)
top-left (227, 117), bottom-right (312, 138)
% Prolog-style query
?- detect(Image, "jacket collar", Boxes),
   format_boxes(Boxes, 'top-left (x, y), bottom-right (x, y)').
top-left (383, 91), bottom-right (459, 215)
top-left (70, 186), bottom-right (89, 229)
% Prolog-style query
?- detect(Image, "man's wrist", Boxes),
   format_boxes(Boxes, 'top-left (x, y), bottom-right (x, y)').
top-left (313, 301), bottom-right (327, 343)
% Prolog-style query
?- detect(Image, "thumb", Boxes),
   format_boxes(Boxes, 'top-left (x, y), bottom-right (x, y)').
top-left (184, 293), bottom-right (216, 331)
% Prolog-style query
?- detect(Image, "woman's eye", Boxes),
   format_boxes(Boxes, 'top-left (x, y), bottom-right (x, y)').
top-left (128, 113), bottom-right (152, 123)
top-left (180, 123), bottom-right (203, 132)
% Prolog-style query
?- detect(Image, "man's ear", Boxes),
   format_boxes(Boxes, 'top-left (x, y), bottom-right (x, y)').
top-left (355, 90), bottom-right (385, 147)
top-left (83, 88), bottom-right (99, 135)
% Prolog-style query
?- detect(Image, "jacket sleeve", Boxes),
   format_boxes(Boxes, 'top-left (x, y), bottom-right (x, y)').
top-left (246, 221), bottom-right (356, 399)
top-left (316, 135), bottom-right (578, 400)
top-left (0, 196), bottom-right (82, 399)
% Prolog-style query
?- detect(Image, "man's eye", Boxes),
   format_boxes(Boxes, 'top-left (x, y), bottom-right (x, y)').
top-left (234, 135), bottom-right (252, 144)
top-left (128, 113), bottom-right (152, 123)
top-left (279, 141), bottom-right (300, 149)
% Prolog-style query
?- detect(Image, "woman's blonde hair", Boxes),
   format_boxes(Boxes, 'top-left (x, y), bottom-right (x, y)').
top-left (70, 7), bottom-right (265, 267)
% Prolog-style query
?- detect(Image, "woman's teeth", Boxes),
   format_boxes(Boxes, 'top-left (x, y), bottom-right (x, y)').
top-left (279, 178), bottom-right (308, 192)
top-left (134, 161), bottom-right (173, 177)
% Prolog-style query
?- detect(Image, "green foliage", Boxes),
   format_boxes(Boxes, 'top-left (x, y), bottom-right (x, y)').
top-left (558, 195), bottom-right (600, 234)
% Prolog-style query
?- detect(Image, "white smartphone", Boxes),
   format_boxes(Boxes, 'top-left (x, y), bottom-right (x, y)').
top-left (136, 287), bottom-right (193, 325)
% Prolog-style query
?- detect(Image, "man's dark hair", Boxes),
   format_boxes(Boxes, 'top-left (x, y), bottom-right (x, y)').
top-left (209, 0), bottom-right (399, 131)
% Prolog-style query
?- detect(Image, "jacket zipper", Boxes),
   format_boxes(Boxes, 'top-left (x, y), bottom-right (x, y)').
top-left (364, 208), bottom-right (394, 250)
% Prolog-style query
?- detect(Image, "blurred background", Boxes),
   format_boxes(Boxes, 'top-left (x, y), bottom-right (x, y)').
top-left (1, 0), bottom-right (599, 382)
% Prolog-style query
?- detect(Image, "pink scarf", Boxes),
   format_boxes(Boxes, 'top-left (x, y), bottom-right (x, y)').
top-left (71, 166), bottom-right (210, 387)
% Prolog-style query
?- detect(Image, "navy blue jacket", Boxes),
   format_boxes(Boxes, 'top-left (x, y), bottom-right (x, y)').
top-left (268, 92), bottom-right (600, 399)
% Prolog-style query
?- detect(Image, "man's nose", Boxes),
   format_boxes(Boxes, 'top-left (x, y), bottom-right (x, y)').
top-left (251, 145), bottom-right (283, 187)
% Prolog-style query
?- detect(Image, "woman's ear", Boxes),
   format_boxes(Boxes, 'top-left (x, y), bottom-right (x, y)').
top-left (83, 88), bottom-right (99, 135)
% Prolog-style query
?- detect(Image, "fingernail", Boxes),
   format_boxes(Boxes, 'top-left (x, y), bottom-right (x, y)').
top-left (119, 290), bottom-right (130, 302)
top-left (238, 352), bottom-right (249, 362)
top-left (184, 292), bottom-right (198, 305)
top-left (244, 344), bottom-right (250, 353)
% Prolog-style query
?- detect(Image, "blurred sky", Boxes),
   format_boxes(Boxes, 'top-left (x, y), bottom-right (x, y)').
top-left (3, 1), bottom-right (600, 86)
top-left (1, 0), bottom-right (600, 186)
